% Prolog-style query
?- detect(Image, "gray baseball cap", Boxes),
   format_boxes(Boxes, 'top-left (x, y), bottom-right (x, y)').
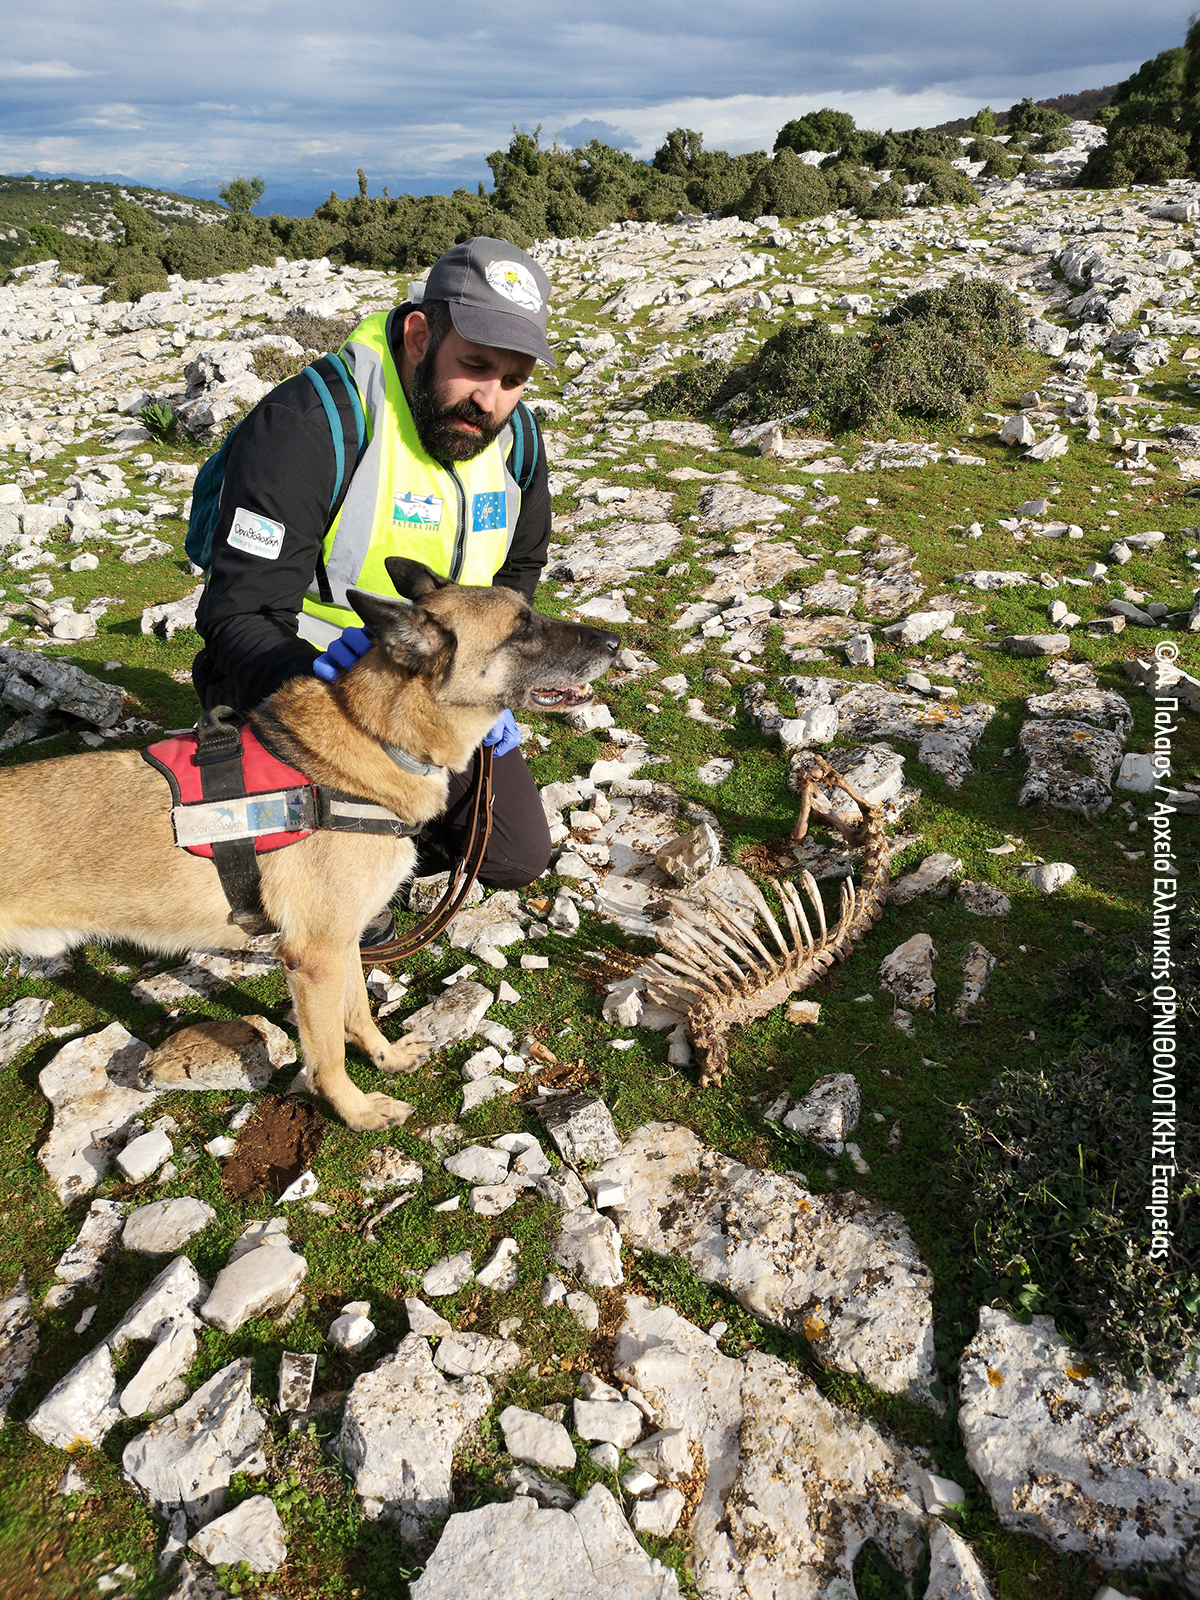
top-left (422, 237), bottom-right (556, 365)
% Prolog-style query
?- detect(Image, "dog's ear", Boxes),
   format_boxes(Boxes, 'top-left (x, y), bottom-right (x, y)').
top-left (385, 558), bottom-right (454, 605)
top-left (347, 588), bottom-right (453, 674)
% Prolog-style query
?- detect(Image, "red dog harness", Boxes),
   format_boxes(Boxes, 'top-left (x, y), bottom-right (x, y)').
top-left (143, 706), bottom-right (419, 934)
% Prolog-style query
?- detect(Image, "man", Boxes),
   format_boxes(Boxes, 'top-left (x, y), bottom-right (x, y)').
top-left (191, 238), bottom-right (556, 945)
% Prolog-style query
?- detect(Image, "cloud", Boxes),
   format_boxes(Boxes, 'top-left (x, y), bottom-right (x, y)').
top-left (0, 58), bottom-right (90, 80)
top-left (0, 0), bottom-right (1191, 203)
top-left (555, 118), bottom-right (640, 151)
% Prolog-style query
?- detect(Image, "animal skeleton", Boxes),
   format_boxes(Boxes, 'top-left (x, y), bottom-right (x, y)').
top-left (645, 753), bottom-right (891, 1087)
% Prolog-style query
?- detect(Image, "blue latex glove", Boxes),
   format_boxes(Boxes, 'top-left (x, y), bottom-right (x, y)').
top-left (313, 625), bottom-right (372, 683)
top-left (482, 708), bottom-right (520, 758)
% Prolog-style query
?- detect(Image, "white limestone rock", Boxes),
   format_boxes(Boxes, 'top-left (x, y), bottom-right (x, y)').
top-left (533, 1167), bottom-right (590, 1209)
top-left (37, 1022), bottom-right (155, 1202)
top-left (782, 1073), bottom-right (861, 1154)
top-left (28, 1256), bottom-right (207, 1448)
top-left (201, 1234), bottom-right (307, 1334)
top-left (433, 1332), bottom-right (522, 1378)
top-left (336, 1332), bottom-right (491, 1537)
top-left (554, 1209), bottom-right (624, 1289)
top-left (599, 1124), bottom-right (936, 1404)
top-left (400, 981), bottom-right (494, 1050)
top-left (631, 1486), bottom-right (686, 1538)
top-left (409, 1484), bottom-right (679, 1599)
top-left (476, 1236), bottom-right (520, 1291)
top-left (572, 1397), bottom-right (645, 1448)
top-left (613, 1296), bottom-right (929, 1596)
top-left (122, 1357), bottom-right (267, 1524)
top-left (422, 1250), bottom-right (474, 1297)
top-left (925, 1520), bottom-right (997, 1600)
top-left (500, 1403), bottom-right (577, 1472)
top-left (404, 1298), bottom-right (454, 1338)
top-left (655, 823), bottom-right (721, 886)
top-left (53, 1198), bottom-right (125, 1286)
top-left (0, 996), bottom-right (54, 1069)
top-left (329, 1304), bottom-right (376, 1354)
top-left (448, 890), bottom-right (527, 954)
top-left (444, 1145), bottom-right (510, 1186)
top-left (952, 944), bottom-right (996, 1020)
top-left (537, 1093), bottom-right (622, 1165)
top-left (0, 1276), bottom-right (38, 1425)
top-left (278, 1351), bottom-right (317, 1413)
top-left (123, 1197), bottom-right (216, 1255)
top-left (879, 933), bottom-right (938, 1012)
top-left (138, 1015), bottom-right (294, 1091)
top-left (628, 1426), bottom-right (693, 1482)
top-left (889, 852), bottom-right (962, 908)
top-left (116, 1127), bottom-right (173, 1183)
top-left (960, 1309), bottom-right (1200, 1592)
top-left (1025, 862), bottom-right (1077, 894)
top-left (189, 1494), bottom-right (286, 1573)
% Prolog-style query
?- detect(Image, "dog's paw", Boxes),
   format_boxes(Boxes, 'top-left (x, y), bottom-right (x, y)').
top-left (342, 1091), bottom-right (415, 1131)
top-left (373, 1035), bottom-right (432, 1075)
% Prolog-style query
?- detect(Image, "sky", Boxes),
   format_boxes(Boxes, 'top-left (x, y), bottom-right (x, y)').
top-left (0, 1), bottom-right (1192, 215)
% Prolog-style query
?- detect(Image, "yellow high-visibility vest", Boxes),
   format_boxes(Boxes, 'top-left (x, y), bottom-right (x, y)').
top-left (299, 309), bottom-right (521, 646)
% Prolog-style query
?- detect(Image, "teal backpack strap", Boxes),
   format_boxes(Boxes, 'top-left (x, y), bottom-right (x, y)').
top-left (509, 400), bottom-right (540, 492)
top-left (300, 364), bottom-right (348, 509)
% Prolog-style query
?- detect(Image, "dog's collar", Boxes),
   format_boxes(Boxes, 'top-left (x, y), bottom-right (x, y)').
top-left (380, 740), bottom-right (446, 778)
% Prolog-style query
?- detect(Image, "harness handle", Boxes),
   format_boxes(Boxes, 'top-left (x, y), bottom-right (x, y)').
top-left (359, 746), bottom-right (495, 966)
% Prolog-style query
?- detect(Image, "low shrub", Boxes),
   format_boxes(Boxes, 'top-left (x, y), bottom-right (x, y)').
top-left (642, 358), bottom-right (744, 417)
top-left (898, 158), bottom-right (980, 205)
top-left (734, 148), bottom-right (833, 221)
top-left (1077, 121), bottom-right (1190, 186)
top-left (646, 276), bottom-right (1025, 435)
top-left (1006, 95), bottom-right (1070, 137)
top-left (820, 160), bottom-right (875, 211)
top-left (857, 178), bottom-right (904, 221)
top-left (950, 892), bottom-right (1198, 1377)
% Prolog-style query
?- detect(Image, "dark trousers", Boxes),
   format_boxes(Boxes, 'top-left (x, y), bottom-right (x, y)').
top-left (415, 747), bottom-right (551, 890)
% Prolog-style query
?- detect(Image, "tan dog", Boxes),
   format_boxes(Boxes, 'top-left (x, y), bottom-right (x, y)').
top-left (0, 559), bottom-right (619, 1131)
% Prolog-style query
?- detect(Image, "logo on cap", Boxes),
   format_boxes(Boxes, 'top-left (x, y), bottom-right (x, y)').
top-left (485, 259), bottom-right (542, 313)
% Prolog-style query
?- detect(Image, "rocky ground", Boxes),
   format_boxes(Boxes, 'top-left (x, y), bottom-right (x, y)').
top-left (0, 123), bottom-right (1198, 1600)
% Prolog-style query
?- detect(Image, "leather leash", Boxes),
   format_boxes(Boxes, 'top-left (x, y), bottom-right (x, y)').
top-left (359, 745), bottom-right (495, 966)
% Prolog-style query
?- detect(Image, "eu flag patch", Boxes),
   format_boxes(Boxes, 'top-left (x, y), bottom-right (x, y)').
top-left (472, 491), bottom-right (506, 532)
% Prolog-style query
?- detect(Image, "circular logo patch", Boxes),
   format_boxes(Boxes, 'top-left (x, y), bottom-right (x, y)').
top-left (485, 258), bottom-right (542, 313)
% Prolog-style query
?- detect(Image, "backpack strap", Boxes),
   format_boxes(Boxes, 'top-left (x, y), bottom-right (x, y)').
top-left (508, 400), bottom-right (540, 492)
top-left (301, 353), bottom-right (369, 607)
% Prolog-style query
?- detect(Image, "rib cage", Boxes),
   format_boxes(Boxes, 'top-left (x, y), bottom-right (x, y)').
top-left (645, 752), bottom-right (891, 1086)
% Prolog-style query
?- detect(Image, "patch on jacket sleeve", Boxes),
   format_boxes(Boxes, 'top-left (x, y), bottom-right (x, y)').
top-left (472, 491), bottom-right (506, 532)
top-left (227, 507), bottom-right (286, 559)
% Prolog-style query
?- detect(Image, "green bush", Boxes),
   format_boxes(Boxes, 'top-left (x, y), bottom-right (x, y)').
top-left (774, 108), bottom-right (857, 154)
top-left (856, 178), bottom-right (904, 220)
top-left (981, 152), bottom-right (1019, 180)
top-left (863, 126), bottom-right (961, 170)
top-left (734, 148), bottom-right (833, 221)
top-left (951, 892), bottom-right (1198, 1378)
top-left (642, 358), bottom-right (744, 417)
top-left (969, 107), bottom-right (998, 135)
top-left (820, 160), bottom-right (874, 211)
top-left (1077, 121), bottom-right (1190, 186)
top-left (140, 401), bottom-right (176, 439)
top-left (730, 318), bottom-right (872, 429)
top-left (652, 130), bottom-right (768, 215)
top-left (1005, 95), bottom-right (1070, 137)
top-left (1030, 129), bottom-right (1072, 154)
top-left (952, 1044), bottom-right (1198, 1377)
top-left (898, 157), bottom-right (980, 205)
top-left (646, 276), bottom-right (1026, 436)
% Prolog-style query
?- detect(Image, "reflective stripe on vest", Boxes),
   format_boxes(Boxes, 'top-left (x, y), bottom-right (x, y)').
top-left (300, 309), bottom-right (521, 641)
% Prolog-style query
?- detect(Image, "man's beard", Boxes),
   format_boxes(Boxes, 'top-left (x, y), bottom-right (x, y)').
top-left (409, 349), bottom-right (506, 462)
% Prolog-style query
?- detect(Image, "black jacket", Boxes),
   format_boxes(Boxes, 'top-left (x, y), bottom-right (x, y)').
top-left (192, 307), bottom-right (552, 712)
